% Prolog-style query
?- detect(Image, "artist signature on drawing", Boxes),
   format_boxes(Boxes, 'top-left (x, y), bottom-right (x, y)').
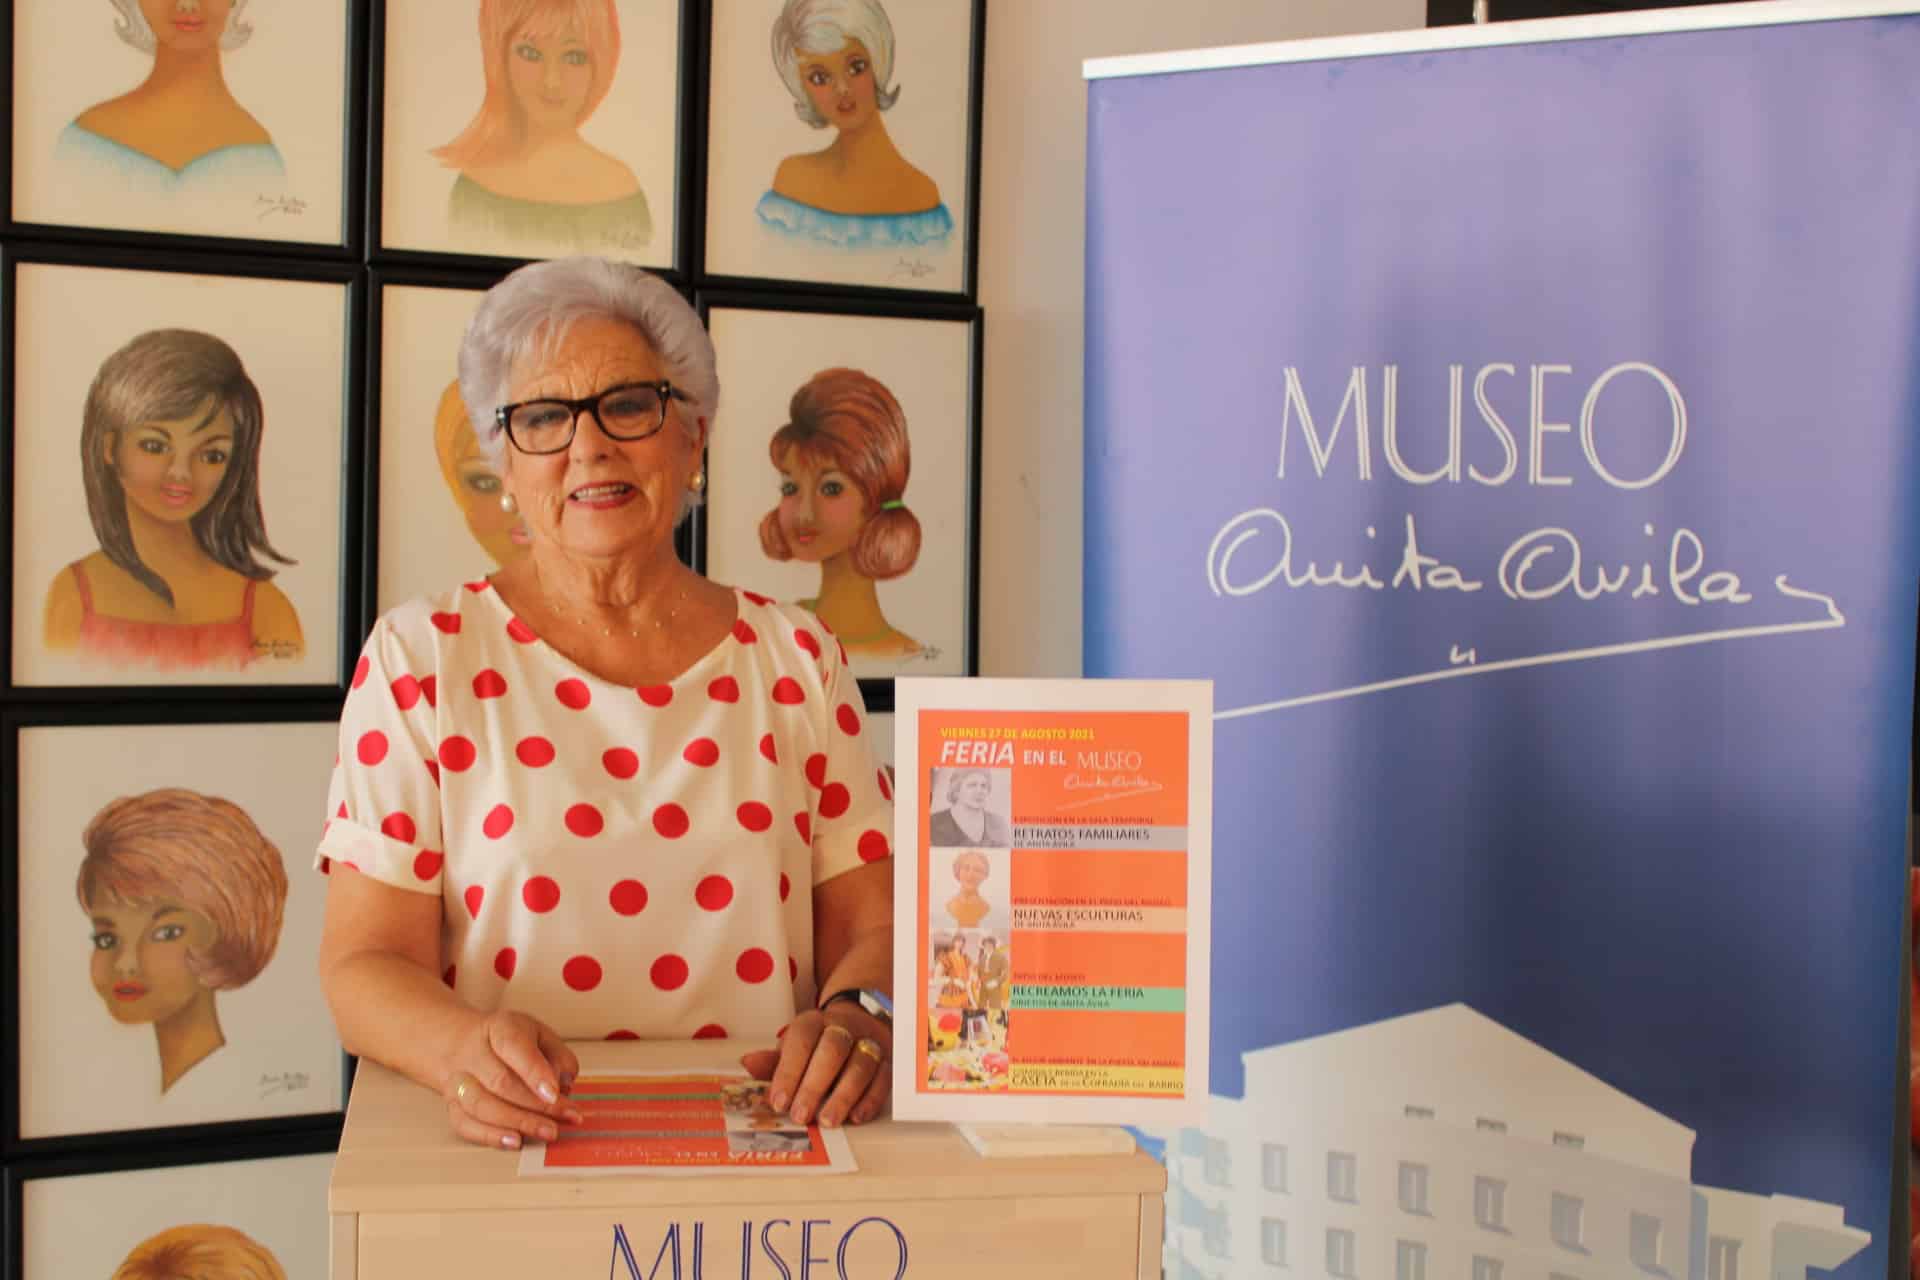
top-left (908, 645), bottom-right (944, 663)
top-left (600, 231), bottom-right (652, 252)
top-left (252, 639), bottom-right (301, 660)
top-left (888, 257), bottom-right (934, 281)
top-left (259, 1071), bottom-right (311, 1099)
top-left (255, 194), bottom-right (308, 220)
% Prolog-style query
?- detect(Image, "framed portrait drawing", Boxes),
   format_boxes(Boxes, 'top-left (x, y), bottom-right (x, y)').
top-left (7, 259), bottom-right (352, 690)
top-left (703, 0), bottom-right (982, 295)
top-left (378, 0), bottom-right (686, 267)
top-left (10, 0), bottom-right (355, 247)
top-left (10, 717), bottom-right (344, 1143)
top-left (12, 1150), bottom-right (334, 1278)
top-left (374, 279), bottom-right (514, 614)
top-left (700, 301), bottom-right (979, 681)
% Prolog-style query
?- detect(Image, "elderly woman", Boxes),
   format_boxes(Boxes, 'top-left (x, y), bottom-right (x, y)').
top-left (928, 769), bottom-right (1010, 847)
top-left (317, 257), bottom-right (895, 1150)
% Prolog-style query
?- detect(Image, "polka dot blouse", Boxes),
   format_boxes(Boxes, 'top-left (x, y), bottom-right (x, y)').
top-left (316, 582), bottom-right (895, 1043)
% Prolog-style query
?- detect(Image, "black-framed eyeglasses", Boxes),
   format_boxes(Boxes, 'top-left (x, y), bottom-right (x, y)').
top-left (493, 380), bottom-right (690, 455)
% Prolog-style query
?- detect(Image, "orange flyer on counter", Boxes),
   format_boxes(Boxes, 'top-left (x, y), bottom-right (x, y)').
top-left (890, 678), bottom-right (1212, 1126)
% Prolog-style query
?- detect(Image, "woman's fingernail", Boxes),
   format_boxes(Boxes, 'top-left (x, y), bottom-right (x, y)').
top-left (541, 1124), bottom-right (558, 1141)
top-left (501, 1134), bottom-right (521, 1150)
top-left (566, 1109), bottom-right (586, 1125)
top-left (791, 1106), bottom-right (809, 1124)
top-left (769, 1090), bottom-right (789, 1110)
top-left (538, 1083), bottom-right (558, 1104)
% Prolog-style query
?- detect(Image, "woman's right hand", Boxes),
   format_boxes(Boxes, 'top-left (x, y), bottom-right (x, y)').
top-left (440, 1009), bottom-right (584, 1149)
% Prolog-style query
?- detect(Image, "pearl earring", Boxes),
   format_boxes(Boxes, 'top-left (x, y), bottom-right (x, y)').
top-left (499, 493), bottom-right (518, 513)
top-left (689, 470), bottom-right (706, 493)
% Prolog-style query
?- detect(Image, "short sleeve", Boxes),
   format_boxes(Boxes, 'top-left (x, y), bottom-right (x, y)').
top-left (805, 626), bottom-right (895, 885)
top-left (317, 616), bottom-right (446, 895)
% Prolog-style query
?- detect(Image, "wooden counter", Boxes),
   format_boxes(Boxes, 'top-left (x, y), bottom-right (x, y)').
top-left (329, 1040), bottom-right (1165, 1278)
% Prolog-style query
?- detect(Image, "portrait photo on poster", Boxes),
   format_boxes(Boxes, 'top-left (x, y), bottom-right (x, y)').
top-left (376, 281), bottom-right (523, 613)
top-left (18, 1151), bottom-right (333, 1278)
top-left (380, 0), bottom-right (682, 264)
top-left (10, 0), bottom-right (351, 245)
top-left (926, 766), bottom-right (1010, 849)
top-left (704, 0), bottom-right (979, 294)
top-left (701, 305), bottom-right (976, 679)
top-left (11, 721), bottom-right (345, 1142)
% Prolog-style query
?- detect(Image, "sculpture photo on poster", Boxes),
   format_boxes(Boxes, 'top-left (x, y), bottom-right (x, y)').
top-left (10, 0), bottom-right (352, 246)
top-left (701, 304), bottom-right (976, 680)
top-left (8, 261), bottom-right (349, 689)
top-left (704, 0), bottom-right (979, 295)
top-left (16, 1152), bottom-right (333, 1278)
top-left (379, 0), bottom-right (683, 265)
top-left (375, 280), bottom-right (523, 614)
top-left (12, 721), bottom-right (345, 1142)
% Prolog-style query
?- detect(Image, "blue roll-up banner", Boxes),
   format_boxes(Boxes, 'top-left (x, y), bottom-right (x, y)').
top-left (1085, 6), bottom-right (1920, 1278)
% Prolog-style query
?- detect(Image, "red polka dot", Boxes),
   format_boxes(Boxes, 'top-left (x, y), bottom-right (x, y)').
top-left (338, 860), bottom-right (361, 874)
top-left (732, 619), bottom-right (758, 644)
top-left (877, 768), bottom-right (893, 801)
top-left (683, 738), bottom-right (720, 767)
top-left (606, 1029), bottom-right (639, 1041)
top-left (708, 676), bottom-right (740, 703)
top-left (693, 1024), bottom-right (728, 1040)
top-left (779, 872), bottom-right (792, 902)
top-left (426, 760), bottom-right (442, 787)
top-left (522, 876), bottom-right (561, 912)
top-left (494, 948), bottom-right (517, 979)
top-left (357, 731), bottom-right (389, 765)
top-left (603, 747), bottom-right (639, 779)
top-left (758, 733), bottom-right (778, 764)
top-left (507, 616), bottom-right (537, 643)
top-left (837, 641), bottom-right (848, 666)
top-left (789, 955), bottom-right (800, 982)
top-left (430, 611), bottom-right (461, 634)
top-left (483, 804), bottom-right (515, 839)
top-left (638, 685), bottom-right (673, 707)
top-left (516, 736), bottom-right (556, 767)
top-left (610, 880), bottom-right (648, 915)
top-left (819, 784), bottom-right (851, 819)
top-left (319, 857), bottom-right (331, 875)
top-left (556, 678), bottom-right (591, 709)
top-left (805, 753), bottom-right (828, 788)
top-left (736, 948), bottom-right (775, 983)
top-left (381, 812), bottom-right (417, 843)
top-left (464, 885), bottom-right (484, 918)
top-left (442, 964), bottom-right (456, 987)
top-left (464, 579), bottom-right (489, 593)
top-left (795, 812), bottom-right (812, 843)
top-left (771, 677), bottom-right (805, 705)
top-left (651, 954), bottom-right (690, 990)
top-left (837, 704), bottom-right (861, 735)
top-left (473, 668), bottom-right (508, 699)
top-left (696, 876), bottom-right (735, 911)
top-left (439, 736), bottom-right (477, 772)
top-left (743, 589), bottom-right (772, 606)
top-left (391, 674), bottom-right (422, 709)
top-left (738, 802), bottom-right (772, 832)
top-left (336, 802), bottom-right (348, 818)
top-left (414, 850), bottom-right (444, 879)
top-left (352, 655), bottom-right (370, 688)
top-left (421, 675), bottom-right (439, 707)
top-left (794, 630), bottom-right (821, 659)
top-left (565, 804), bottom-right (605, 837)
top-left (858, 830), bottom-right (891, 862)
top-left (563, 956), bottom-right (603, 992)
top-left (652, 804), bottom-right (689, 838)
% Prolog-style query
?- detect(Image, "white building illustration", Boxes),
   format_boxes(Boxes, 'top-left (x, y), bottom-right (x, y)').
top-left (1157, 1005), bottom-right (1868, 1280)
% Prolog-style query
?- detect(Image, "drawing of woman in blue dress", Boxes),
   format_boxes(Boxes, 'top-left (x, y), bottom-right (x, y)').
top-left (58, 1), bottom-right (285, 196)
top-left (757, 0), bottom-right (952, 252)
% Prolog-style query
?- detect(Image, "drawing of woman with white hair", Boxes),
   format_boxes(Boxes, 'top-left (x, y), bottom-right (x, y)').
top-left (756, 0), bottom-right (952, 251)
top-left (58, 1), bottom-right (285, 195)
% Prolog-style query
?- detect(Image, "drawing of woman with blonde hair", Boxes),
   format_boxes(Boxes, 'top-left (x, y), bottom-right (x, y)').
top-left (433, 0), bottom-right (651, 252)
top-left (759, 367), bottom-right (922, 656)
top-left (77, 789), bottom-right (289, 1092)
top-left (112, 1224), bottom-right (287, 1280)
top-left (433, 379), bottom-right (530, 568)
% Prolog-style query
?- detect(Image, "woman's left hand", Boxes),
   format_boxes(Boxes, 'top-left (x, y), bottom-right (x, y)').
top-left (740, 1004), bottom-right (891, 1128)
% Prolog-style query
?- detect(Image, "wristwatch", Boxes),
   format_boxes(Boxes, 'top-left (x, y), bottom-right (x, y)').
top-left (819, 987), bottom-right (893, 1027)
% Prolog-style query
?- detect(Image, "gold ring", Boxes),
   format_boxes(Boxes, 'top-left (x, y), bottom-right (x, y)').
top-left (453, 1076), bottom-right (472, 1105)
top-left (853, 1037), bottom-right (886, 1064)
top-left (820, 1022), bottom-right (855, 1042)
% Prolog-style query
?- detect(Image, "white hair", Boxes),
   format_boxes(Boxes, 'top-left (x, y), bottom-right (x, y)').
top-left (456, 258), bottom-right (720, 509)
top-left (111, 0), bottom-right (255, 53)
top-left (770, 0), bottom-right (900, 129)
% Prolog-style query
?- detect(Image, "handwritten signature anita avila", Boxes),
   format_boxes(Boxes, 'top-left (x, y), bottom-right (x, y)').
top-left (889, 257), bottom-right (935, 281)
top-left (259, 1071), bottom-right (311, 1099)
top-left (256, 194), bottom-right (308, 220)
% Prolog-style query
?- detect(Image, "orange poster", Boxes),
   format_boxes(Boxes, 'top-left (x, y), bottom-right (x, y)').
top-left (891, 678), bottom-right (1212, 1125)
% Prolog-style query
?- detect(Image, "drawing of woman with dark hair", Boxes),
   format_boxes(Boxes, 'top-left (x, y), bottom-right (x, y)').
top-left (112, 1223), bottom-right (287, 1280)
top-left (78, 788), bottom-right (289, 1092)
top-left (759, 367), bottom-right (922, 656)
top-left (42, 329), bottom-right (303, 670)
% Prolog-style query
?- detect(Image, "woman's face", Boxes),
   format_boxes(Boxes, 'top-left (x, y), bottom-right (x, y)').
top-left (440, 415), bottom-right (530, 567)
top-left (499, 316), bottom-right (700, 564)
top-left (109, 399), bottom-right (233, 527)
top-left (796, 38), bottom-right (879, 134)
top-left (955, 856), bottom-right (988, 888)
top-left (140, 0), bottom-right (234, 54)
top-left (776, 448), bottom-right (866, 564)
top-left (506, 24), bottom-right (596, 133)
top-left (954, 772), bottom-right (991, 811)
top-left (87, 898), bottom-right (218, 1026)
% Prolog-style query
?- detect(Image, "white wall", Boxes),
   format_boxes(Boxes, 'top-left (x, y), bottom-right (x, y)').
top-left (974, 0), bottom-right (1426, 678)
